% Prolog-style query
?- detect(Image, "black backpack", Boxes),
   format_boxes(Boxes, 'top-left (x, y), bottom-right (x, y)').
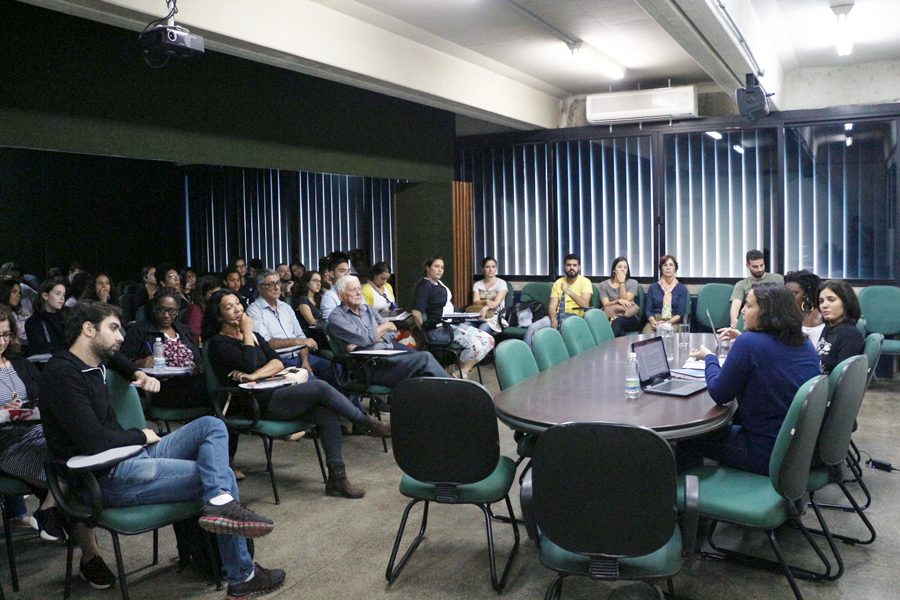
top-left (500, 300), bottom-right (547, 329)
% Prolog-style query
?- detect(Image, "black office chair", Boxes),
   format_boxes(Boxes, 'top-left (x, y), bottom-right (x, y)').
top-left (532, 423), bottom-right (698, 600)
top-left (385, 378), bottom-right (519, 592)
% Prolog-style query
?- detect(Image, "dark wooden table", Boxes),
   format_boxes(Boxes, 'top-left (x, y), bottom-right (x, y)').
top-left (493, 333), bottom-right (736, 440)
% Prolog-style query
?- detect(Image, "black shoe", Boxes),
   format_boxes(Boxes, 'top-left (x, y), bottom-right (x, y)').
top-left (30, 506), bottom-right (67, 543)
top-left (80, 555), bottom-right (116, 590)
top-left (226, 563), bottom-right (286, 600)
top-left (199, 500), bottom-right (274, 538)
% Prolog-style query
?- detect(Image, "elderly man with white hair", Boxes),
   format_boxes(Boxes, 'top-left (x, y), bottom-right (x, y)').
top-left (328, 275), bottom-right (449, 387)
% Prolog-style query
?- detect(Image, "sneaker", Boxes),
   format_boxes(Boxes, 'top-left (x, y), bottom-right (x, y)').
top-left (30, 506), bottom-right (67, 543)
top-left (226, 563), bottom-right (286, 600)
top-left (198, 500), bottom-right (274, 538)
top-left (80, 555), bottom-right (116, 590)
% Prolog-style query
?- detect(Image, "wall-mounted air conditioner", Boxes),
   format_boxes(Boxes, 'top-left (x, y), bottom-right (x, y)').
top-left (586, 85), bottom-right (698, 125)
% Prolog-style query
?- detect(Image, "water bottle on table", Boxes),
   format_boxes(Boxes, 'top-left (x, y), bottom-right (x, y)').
top-left (625, 352), bottom-right (641, 399)
top-left (152, 336), bottom-right (166, 368)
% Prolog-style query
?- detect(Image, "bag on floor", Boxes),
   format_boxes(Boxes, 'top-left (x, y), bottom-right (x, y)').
top-left (500, 300), bottom-right (547, 329)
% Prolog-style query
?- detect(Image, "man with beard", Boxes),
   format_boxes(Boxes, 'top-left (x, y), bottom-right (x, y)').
top-left (39, 301), bottom-right (285, 599)
top-left (275, 263), bottom-right (295, 299)
top-left (729, 250), bottom-right (784, 327)
top-left (548, 253), bottom-right (593, 330)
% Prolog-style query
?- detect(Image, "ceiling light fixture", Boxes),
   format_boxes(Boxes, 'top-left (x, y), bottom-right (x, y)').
top-left (831, 1), bottom-right (854, 56)
top-left (846, 137), bottom-right (853, 147)
top-left (733, 144), bottom-right (745, 154)
top-left (845, 123), bottom-right (853, 131)
top-left (706, 131), bottom-right (723, 140)
top-left (567, 41), bottom-right (626, 80)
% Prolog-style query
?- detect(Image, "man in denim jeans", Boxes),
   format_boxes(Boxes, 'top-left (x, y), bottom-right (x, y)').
top-left (40, 301), bottom-right (285, 600)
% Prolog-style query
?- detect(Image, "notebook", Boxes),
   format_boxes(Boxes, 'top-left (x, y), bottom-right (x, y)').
top-left (631, 337), bottom-right (707, 397)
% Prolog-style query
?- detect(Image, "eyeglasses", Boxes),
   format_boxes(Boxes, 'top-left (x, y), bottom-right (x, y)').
top-left (166, 274), bottom-right (181, 280)
top-left (260, 281), bottom-right (282, 288)
top-left (0, 332), bottom-right (14, 340)
top-left (155, 307), bottom-right (179, 316)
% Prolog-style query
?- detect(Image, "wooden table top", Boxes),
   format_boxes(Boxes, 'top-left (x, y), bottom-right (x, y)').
top-left (493, 333), bottom-right (736, 440)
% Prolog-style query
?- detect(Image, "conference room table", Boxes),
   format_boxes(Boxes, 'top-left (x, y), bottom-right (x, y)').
top-left (493, 332), bottom-right (737, 441)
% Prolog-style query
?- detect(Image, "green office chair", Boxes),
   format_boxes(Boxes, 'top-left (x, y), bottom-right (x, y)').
top-left (532, 328), bottom-right (569, 372)
top-left (805, 355), bottom-right (872, 579)
top-left (501, 282), bottom-right (553, 340)
top-left (858, 286), bottom-right (900, 359)
top-left (46, 370), bottom-right (216, 600)
top-left (533, 423), bottom-right (699, 600)
top-left (0, 475), bottom-right (38, 594)
top-left (588, 284), bottom-right (601, 309)
top-left (679, 374), bottom-right (831, 600)
top-left (696, 283), bottom-right (733, 332)
top-left (583, 309), bottom-right (614, 345)
top-left (622, 285), bottom-right (646, 337)
top-left (202, 347), bottom-right (325, 504)
top-left (385, 378), bottom-right (519, 593)
top-left (494, 339), bottom-right (541, 470)
top-left (560, 317), bottom-right (596, 357)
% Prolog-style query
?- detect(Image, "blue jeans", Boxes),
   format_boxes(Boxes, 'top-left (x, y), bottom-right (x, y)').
top-left (99, 417), bottom-right (253, 584)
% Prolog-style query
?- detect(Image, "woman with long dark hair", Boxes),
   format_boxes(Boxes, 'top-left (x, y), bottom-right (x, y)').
top-left (598, 256), bottom-right (641, 336)
top-left (182, 275), bottom-right (222, 340)
top-left (202, 290), bottom-right (389, 498)
top-left (680, 282), bottom-right (821, 475)
top-left (25, 281), bottom-right (68, 355)
top-left (0, 280), bottom-right (31, 346)
top-left (296, 270), bottom-right (324, 327)
top-left (784, 270), bottom-right (824, 346)
top-left (79, 272), bottom-right (118, 306)
top-left (816, 280), bottom-right (864, 374)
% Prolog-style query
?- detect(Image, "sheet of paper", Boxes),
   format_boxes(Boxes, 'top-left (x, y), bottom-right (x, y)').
top-left (350, 350), bottom-right (407, 356)
top-left (385, 311), bottom-right (411, 322)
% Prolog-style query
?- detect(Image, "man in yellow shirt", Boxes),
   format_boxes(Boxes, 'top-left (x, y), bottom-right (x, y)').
top-left (548, 254), bottom-right (593, 329)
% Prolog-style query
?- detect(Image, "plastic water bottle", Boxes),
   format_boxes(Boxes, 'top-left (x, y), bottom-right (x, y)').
top-left (625, 352), bottom-right (641, 399)
top-left (659, 321), bottom-right (675, 361)
top-left (152, 337), bottom-right (166, 368)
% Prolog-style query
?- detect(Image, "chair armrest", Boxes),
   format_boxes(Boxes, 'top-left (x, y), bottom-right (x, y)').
top-left (210, 387), bottom-right (261, 429)
top-left (330, 353), bottom-right (377, 390)
top-left (682, 474), bottom-right (700, 556)
top-left (66, 445), bottom-right (145, 472)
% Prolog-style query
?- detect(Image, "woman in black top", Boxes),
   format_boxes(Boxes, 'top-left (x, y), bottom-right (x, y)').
top-left (296, 270), bottom-right (324, 327)
top-left (202, 290), bottom-right (389, 499)
top-left (25, 281), bottom-right (67, 355)
top-left (80, 272), bottom-right (118, 305)
top-left (816, 280), bottom-right (865, 373)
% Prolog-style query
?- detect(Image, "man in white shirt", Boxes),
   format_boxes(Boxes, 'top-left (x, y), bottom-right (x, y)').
top-left (319, 254), bottom-right (351, 322)
top-left (247, 269), bottom-right (339, 387)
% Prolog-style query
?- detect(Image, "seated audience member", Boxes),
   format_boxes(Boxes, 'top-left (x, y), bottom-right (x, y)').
top-left (319, 254), bottom-right (351, 321)
top-left (329, 275), bottom-right (448, 387)
top-left (155, 263), bottom-right (189, 310)
top-left (120, 288), bottom-right (208, 409)
top-left (0, 263), bottom-right (37, 304)
top-left (247, 259), bottom-right (263, 281)
top-left (361, 262), bottom-right (397, 313)
top-left (66, 261), bottom-right (85, 285)
top-left (80, 272), bottom-right (118, 305)
top-left (247, 270), bottom-right (339, 387)
top-left (275, 263), bottom-right (296, 300)
top-left (680, 283), bottom-right (820, 475)
top-left (183, 275), bottom-right (221, 340)
top-left (547, 253), bottom-right (592, 334)
top-left (297, 271), bottom-right (324, 327)
top-left (25, 281), bottom-right (68, 355)
top-left (130, 265), bottom-right (157, 317)
top-left (644, 255), bottom-right (688, 333)
top-left (203, 290), bottom-right (389, 498)
top-left (41, 301), bottom-right (286, 598)
top-left (730, 249), bottom-right (784, 327)
top-left (223, 267), bottom-right (248, 303)
top-left (349, 249), bottom-right (371, 284)
top-left (64, 272), bottom-right (92, 308)
top-left (180, 267), bottom-right (197, 303)
top-left (784, 270), bottom-right (825, 347)
top-left (0, 280), bottom-right (31, 346)
top-left (597, 256), bottom-right (640, 337)
top-left (0, 306), bottom-right (119, 587)
top-left (290, 261), bottom-right (305, 282)
top-left (229, 257), bottom-right (257, 301)
top-left (471, 257), bottom-right (507, 335)
top-left (412, 257), bottom-right (495, 379)
top-left (817, 280), bottom-right (865, 373)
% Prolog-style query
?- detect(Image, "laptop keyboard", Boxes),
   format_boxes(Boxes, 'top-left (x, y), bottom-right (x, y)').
top-left (652, 379), bottom-right (690, 392)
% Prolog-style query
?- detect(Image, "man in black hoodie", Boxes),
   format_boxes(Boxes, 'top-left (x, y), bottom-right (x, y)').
top-left (40, 301), bottom-right (286, 600)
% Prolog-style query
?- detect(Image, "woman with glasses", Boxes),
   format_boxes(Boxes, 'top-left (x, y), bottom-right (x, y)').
top-left (361, 262), bottom-right (397, 313)
top-left (120, 287), bottom-right (208, 409)
top-left (25, 280), bottom-right (68, 355)
top-left (180, 267), bottom-right (197, 303)
top-left (155, 263), bottom-right (189, 311)
top-left (0, 280), bottom-right (31, 347)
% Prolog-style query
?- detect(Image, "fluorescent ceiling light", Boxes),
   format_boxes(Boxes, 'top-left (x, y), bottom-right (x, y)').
top-left (844, 123), bottom-right (853, 131)
top-left (846, 136), bottom-right (853, 147)
top-left (733, 144), bottom-right (744, 154)
top-left (832, 3), bottom-right (854, 56)
top-left (567, 41), bottom-right (626, 80)
top-left (705, 131), bottom-right (723, 140)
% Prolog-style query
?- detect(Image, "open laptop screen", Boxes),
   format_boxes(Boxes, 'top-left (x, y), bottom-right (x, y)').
top-left (632, 337), bottom-right (670, 385)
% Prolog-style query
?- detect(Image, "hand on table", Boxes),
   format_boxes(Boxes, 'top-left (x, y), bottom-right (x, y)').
top-left (133, 371), bottom-right (161, 393)
top-left (229, 370), bottom-right (256, 383)
top-left (689, 345), bottom-right (713, 360)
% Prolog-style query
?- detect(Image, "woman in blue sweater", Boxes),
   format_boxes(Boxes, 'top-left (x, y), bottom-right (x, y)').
top-left (679, 282), bottom-right (821, 475)
top-left (643, 254), bottom-right (689, 333)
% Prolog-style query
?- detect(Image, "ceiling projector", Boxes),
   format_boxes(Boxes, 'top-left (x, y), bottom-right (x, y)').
top-left (736, 74), bottom-right (770, 123)
top-left (139, 25), bottom-right (205, 58)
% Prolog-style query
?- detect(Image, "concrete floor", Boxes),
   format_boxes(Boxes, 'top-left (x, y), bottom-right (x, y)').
top-left (6, 364), bottom-right (900, 600)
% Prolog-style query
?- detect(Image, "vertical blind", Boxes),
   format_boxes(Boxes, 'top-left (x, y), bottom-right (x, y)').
top-left (185, 166), bottom-right (396, 274)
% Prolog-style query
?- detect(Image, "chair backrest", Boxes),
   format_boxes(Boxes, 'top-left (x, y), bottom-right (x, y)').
top-left (322, 323), bottom-right (348, 355)
top-left (589, 284), bottom-right (601, 309)
top-left (520, 282), bottom-right (553, 309)
top-left (858, 286), bottom-right (900, 336)
top-left (106, 369), bottom-right (148, 430)
top-left (122, 282), bottom-right (142, 296)
top-left (696, 283), bottom-right (733, 332)
top-left (390, 378), bottom-right (500, 485)
top-left (504, 281), bottom-right (515, 309)
top-left (818, 356), bottom-right (868, 467)
top-left (532, 328), bottom-right (569, 371)
top-left (560, 316), bottom-right (596, 357)
top-left (856, 316), bottom-right (867, 338)
top-left (532, 423), bottom-right (676, 558)
top-left (202, 345), bottom-right (225, 392)
top-left (633, 285), bottom-right (645, 322)
top-left (494, 339), bottom-right (539, 390)
top-left (135, 305), bottom-right (147, 324)
top-left (769, 375), bottom-right (829, 502)
top-left (584, 309), bottom-right (614, 345)
top-left (863, 332), bottom-right (884, 389)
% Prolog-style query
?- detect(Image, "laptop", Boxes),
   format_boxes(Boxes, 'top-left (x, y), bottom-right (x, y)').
top-left (631, 337), bottom-right (708, 397)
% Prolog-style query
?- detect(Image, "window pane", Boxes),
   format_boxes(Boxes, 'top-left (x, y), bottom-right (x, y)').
top-left (555, 137), bottom-right (654, 277)
top-left (783, 121), bottom-right (896, 279)
top-left (663, 130), bottom-right (777, 277)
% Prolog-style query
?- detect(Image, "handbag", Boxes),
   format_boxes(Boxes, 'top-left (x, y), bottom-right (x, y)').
top-left (426, 325), bottom-right (454, 346)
